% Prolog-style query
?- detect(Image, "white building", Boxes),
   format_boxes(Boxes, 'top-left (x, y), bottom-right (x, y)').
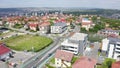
top-left (102, 37), bottom-right (120, 59)
top-left (61, 32), bottom-right (88, 55)
top-left (55, 50), bottom-right (74, 68)
top-left (81, 18), bottom-right (94, 30)
top-left (98, 29), bottom-right (120, 37)
top-left (51, 22), bottom-right (67, 33)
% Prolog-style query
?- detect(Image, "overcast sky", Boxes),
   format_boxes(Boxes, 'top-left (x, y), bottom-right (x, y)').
top-left (0, 0), bottom-right (120, 9)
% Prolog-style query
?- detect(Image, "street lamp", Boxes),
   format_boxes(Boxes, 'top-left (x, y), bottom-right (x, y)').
top-left (32, 46), bottom-right (34, 53)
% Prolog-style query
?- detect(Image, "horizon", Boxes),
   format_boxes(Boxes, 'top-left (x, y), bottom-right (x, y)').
top-left (0, 0), bottom-right (120, 9)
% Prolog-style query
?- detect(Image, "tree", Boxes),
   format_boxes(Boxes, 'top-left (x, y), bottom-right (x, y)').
top-left (81, 27), bottom-right (87, 33)
top-left (97, 58), bottom-right (116, 68)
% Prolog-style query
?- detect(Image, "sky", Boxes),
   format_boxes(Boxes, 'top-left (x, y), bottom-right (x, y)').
top-left (0, 0), bottom-right (120, 9)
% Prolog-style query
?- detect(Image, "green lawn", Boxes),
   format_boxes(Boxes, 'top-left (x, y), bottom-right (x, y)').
top-left (2, 35), bottom-right (53, 52)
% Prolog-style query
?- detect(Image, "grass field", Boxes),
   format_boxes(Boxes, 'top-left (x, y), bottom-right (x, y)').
top-left (2, 35), bottom-right (53, 52)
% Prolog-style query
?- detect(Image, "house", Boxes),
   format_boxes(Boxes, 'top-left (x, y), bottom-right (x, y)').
top-left (0, 43), bottom-right (12, 60)
top-left (98, 28), bottom-right (120, 37)
top-left (0, 21), bottom-right (3, 26)
top-left (102, 37), bottom-right (120, 60)
top-left (29, 22), bottom-right (38, 31)
top-left (55, 50), bottom-right (74, 68)
top-left (51, 22), bottom-right (67, 33)
top-left (38, 22), bottom-right (50, 34)
top-left (61, 32), bottom-right (88, 55)
top-left (81, 18), bottom-right (94, 30)
top-left (112, 61), bottom-right (120, 68)
top-left (72, 56), bottom-right (97, 68)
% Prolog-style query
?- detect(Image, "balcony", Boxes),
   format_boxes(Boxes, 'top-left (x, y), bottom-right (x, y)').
top-left (115, 48), bottom-right (120, 52)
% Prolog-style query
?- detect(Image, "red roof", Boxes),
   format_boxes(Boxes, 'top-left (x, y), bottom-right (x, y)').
top-left (55, 50), bottom-right (74, 62)
top-left (39, 22), bottom-right (50, 27)
top-left (0, 43), bottom-right (11, 56)
top-left (112, 61), bottom-right (120, 68)
top-left (81, 22), bottom-right (92, 25)
top-left (72, 56), bottom-right (97, 68)
top-left (29, 23), bottom-right (38, 27)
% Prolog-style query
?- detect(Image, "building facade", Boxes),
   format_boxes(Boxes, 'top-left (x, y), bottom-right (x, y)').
top-left (102, 37), bottom-right (120, 59)
top-left (38, 22), bottom-right (50, 34)
top-left (98, 28), bottom-right (120, 37)
top-left (51, 22), bottom-right (67, 33)
top-left (61, 32), bottom-right (88, 55)
top-left (55, 50), bottom-right (73, 68)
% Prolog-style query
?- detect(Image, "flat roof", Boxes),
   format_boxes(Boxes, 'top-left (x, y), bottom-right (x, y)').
top-left (69, 33), bottom-right (88, 41)
top-left (54, 22), bottom-right (67, 27)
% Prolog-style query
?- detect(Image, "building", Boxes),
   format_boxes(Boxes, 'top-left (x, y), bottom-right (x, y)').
top-left (61, 32), bottom-right (88, 55)
top-left (112, 61), bottom-right (120, 68)
top-left (81, 18), bottom-right (94, 30)
top-left (72, 56), bottom-right (96, 68)
top-left (51, 22), bottom-right (67, 33)
top-left (102, 37), bottom-right (120, 59)
top-left (54, 50), bottom-right (74, 68)
top-left (0, 43), bottom-right (12, 60)
top-left (29, 23), bottom-right (38, 31)
top-left (38, 22), bottom-right (50, 34)
top-left (98, 28), bottom-right (120, 37)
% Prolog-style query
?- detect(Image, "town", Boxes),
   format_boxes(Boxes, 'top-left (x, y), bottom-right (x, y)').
top-left (0, 7), bottom-right (120, 68)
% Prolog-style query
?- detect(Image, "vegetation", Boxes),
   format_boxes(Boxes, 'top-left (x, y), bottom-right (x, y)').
top-left (71, 56), bottom-right (79, 64)
top-left (13, 24), bottom-right (24, 29)
top-left (50, 58), bottom-right (55, 64)
top-left (2, 35), bottom-right (53, 52)
top-left (80, 27), bottom-right (87, 33)
top-left (88, 34), bottom-right (105, 42)
top-left (97, 58), bottom-right (116, 68)
top-left (101, 17), bottom-right (120, 30)
top-left (46, 64), bottom-right (55, 68)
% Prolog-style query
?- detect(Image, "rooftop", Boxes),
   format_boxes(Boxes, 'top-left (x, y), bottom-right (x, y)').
top-left (69, 33), bottom-right (88, 41)
top-left (55, 49), bottom-right (74, 62)
top-left (0, 43), bottom-right (11, 56)
top-left (53, 22), bottom-right (67, 27)
top-left (101, 29), bottom-right (120, 33)
top-left (72, 56), bottom-right (97, 68)
top-left (112, 61), bottom-right (120, 68)
top-left (107, 37), bottom-right (120, 44)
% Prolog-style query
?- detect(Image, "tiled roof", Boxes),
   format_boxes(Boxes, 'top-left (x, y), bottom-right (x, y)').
top-left (72, 56), bottom-right (97, 68)
top-left (55, 50), bottom-right (73, 62)
top-left (0, 43), bottom-right (11, 56)
top-left (39, 22), bottom-right (50, 26)
top-left (112, 61), bottom-right (120, 68)
top-left (29, 23), bottom-right (38, 27)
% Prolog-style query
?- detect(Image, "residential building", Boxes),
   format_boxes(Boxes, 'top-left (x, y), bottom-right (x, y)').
top-left (72, 56), bottom-right (97, 68)
top-left (112, 61), bottom-right (120, 68)
top-left (51, 22), bottom-right (67, 33)
top-left (54, 50), bottom-right (74, 68)
top-left (102, 37), bottom-right (120, 59)
top-left (98, 28), bottom-right (120, 37)
top-left (61, 32), bottom-right (88, 55)
top-left (81, 18), bottom-right (94, 30)
top-left (0, 21), bottom-right (3, 26)
top-left (0, 43), bottom-right (12, 60)
top-left (29, 22), bottom-right (38, 31)
top-left (38, 22), bottom-right (50, 34)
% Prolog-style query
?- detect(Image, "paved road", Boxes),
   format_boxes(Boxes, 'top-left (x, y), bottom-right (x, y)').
top-left (84, 42), bottom-right (100, 60)
top-left (7, 27), bottom-right (69, 68)
top-left (72, 23), bottom-right (80, 32)
top-left (20, 37), bottom-right (61, 68)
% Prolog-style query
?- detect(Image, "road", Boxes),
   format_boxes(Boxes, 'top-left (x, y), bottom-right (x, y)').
top-left (7, 26), bottom-right (78, 68)
top-left (21, 37), bottom-right (61, 68)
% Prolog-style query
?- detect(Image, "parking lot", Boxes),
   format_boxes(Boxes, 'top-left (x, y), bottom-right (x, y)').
top-left (0, 51), bottom-right (35, 68)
